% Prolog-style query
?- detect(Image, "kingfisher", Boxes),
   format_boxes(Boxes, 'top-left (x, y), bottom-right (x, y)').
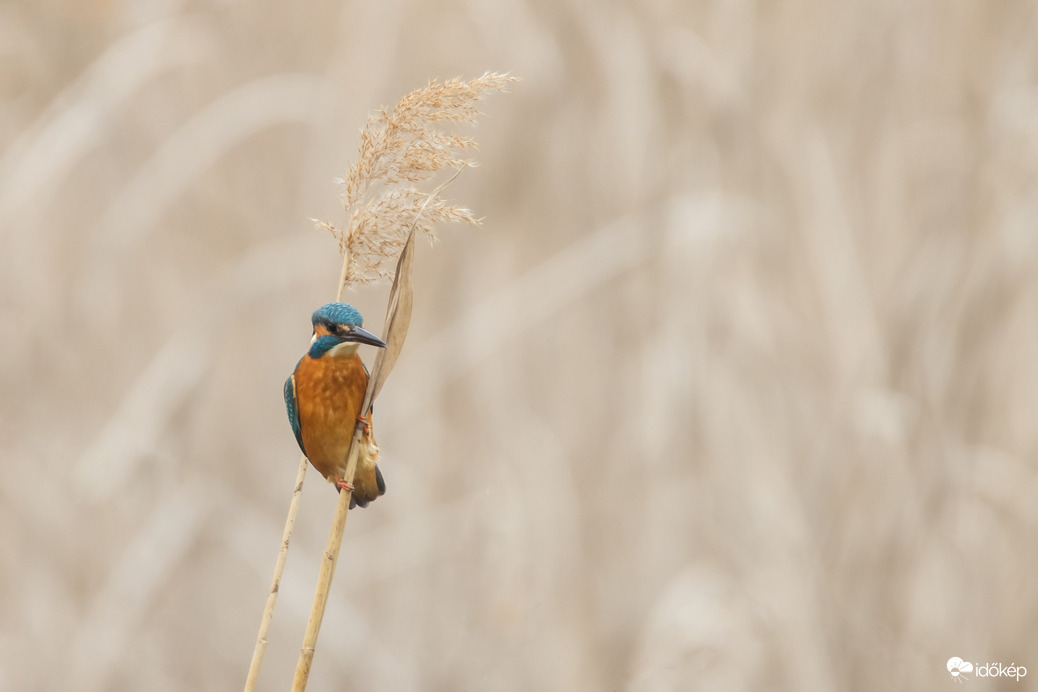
top-left (284, 302), bottom-right (387, 508)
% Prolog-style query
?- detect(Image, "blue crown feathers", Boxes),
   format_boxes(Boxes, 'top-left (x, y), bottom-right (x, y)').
top-left (311, 302), bottom-right (364, 328)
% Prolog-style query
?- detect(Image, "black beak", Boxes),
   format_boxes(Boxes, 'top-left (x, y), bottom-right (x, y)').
top-left (343, 325), bottom-right (387, 348)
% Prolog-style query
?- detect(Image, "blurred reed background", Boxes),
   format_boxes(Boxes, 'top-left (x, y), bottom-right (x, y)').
top-left (2, 1), bottom-right (1037, 690)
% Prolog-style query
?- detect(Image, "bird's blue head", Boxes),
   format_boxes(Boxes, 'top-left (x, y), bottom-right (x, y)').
top-left (307, 302), bottom-right (386, 358)
top-left (312, 302), bottom-right (364, 330)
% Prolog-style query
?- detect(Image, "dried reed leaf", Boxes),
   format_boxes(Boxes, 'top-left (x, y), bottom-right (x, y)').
top-left (370, 226), bottom-right (416, 401)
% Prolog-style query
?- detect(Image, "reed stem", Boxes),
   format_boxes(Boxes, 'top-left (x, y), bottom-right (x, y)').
top-left (242, 455), bottom-right (309, 692)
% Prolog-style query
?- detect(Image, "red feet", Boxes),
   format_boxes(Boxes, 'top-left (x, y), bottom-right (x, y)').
top-left (335, 477), bottom-right (354, 492)
top-left (356, 415), bottom-right (371, 435)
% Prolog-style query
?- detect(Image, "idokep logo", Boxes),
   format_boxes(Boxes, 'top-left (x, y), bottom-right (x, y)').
top-left (947, 657), bottom-right (1027, 683)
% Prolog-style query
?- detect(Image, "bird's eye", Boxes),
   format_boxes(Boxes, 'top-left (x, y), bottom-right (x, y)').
top-left (328, 324), bottom-right (339, 334)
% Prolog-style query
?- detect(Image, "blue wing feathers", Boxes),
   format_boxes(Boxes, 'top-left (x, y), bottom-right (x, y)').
top-left (284, 373), bottom-right (306, 455)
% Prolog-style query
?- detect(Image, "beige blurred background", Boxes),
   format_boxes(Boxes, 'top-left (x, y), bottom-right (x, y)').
top-left (3, 1), bottom-right (1038, 690)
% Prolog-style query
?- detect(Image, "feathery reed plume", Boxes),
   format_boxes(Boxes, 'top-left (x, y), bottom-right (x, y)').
top-left (322, 71), bottom-right (516, 297)
top-left (244, 72), bottom-right (513, 692)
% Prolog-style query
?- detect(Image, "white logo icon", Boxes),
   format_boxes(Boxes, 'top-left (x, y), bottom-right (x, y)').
top-left (948, 657), bottom-right (973, 682)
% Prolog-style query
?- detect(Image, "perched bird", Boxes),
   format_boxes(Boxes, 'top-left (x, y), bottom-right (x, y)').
top-left (284, 302), bottom-right (387, 508)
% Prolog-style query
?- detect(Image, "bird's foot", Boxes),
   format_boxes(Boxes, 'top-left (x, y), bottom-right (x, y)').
top-left (356, 415), bottom-right (370, 436)
top-left (335, 477), bottom-right (354, 492)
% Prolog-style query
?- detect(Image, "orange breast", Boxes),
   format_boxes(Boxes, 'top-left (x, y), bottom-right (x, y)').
top-left (293, 351), bottom-right (370, 482)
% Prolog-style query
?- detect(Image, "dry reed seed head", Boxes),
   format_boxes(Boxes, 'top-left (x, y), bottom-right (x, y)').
top-left (341, 72), bottom-right (514, 209)
top-left (318, 188), bottom-right (479, 285)
top-left (390, 73), bottom-right (517, 125)
top-left (343, 192), bottom-right (478, 285)
top-left (321, 72), bottom-right (513, 288)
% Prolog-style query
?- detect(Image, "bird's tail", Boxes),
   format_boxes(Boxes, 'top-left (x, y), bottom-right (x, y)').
top-left (342, 463), bottom-right (387, 509)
